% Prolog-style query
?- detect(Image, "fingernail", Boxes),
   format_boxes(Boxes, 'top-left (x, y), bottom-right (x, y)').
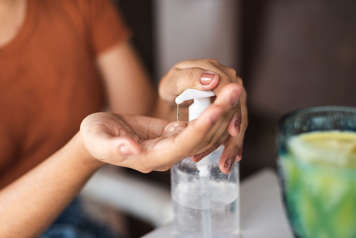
top-left (200, 72), bottom-right (216, 85)
top-left (235, 148), bottom-right (243, 161)
top-left (224, 157), bottom-right (234, 170)
top-left (234, 116), bottom-right (241, 130)
top-left (235, 155), bottom-right (242, 162)
top-left (118, 143), bottom-right (133, 155)
top-left (238, 147), bottom-right (243, 156)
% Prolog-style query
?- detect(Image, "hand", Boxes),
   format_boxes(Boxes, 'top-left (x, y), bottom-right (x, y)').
top-left (79, 85), bottom-right (239, 173)
top-left (159, 59), bottom-right (248, 173)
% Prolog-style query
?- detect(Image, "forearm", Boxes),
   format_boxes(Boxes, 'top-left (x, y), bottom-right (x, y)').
top-left (99, 42), bottom-right (156, 115)
top-left (0, 133), bottom-right (102, 238)
top-left (98, 42), bottom-right (189, 120)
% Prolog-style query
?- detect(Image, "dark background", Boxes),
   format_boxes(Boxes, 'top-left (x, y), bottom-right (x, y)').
top-left (115, 0), bottom-right (356, 237)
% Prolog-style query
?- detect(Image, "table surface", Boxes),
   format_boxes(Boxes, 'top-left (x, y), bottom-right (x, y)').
top-left (143, 169), bottom-right (294, 238)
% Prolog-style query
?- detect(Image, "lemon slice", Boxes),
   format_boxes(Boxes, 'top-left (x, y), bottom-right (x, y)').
top-left (288, 131), bottom-right (356, 168)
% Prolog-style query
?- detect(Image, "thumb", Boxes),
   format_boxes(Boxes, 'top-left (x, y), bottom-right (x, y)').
top-left (80, 113), bottom-right (141, 163)
top-left (81, 127), bottom-right (141, 163)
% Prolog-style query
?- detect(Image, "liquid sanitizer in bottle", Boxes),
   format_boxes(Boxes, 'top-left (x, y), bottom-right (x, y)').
top-left (172, 89), bottom-right (240, 238)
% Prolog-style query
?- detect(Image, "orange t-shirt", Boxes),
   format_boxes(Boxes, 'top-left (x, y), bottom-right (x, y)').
top-left (0, 0), bottom-right (130, 187)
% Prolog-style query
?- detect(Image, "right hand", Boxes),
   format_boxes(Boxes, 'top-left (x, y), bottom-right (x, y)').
top-left (159, 59), bottom-right (248, 173)
top-left (79, 84), bottom-right (240, 173)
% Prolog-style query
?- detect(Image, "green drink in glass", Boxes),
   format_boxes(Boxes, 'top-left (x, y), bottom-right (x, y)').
top-left (277, 106), bottom-right (356, 238)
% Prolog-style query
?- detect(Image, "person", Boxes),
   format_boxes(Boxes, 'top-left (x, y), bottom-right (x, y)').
top-left (0, 0), bottom-right (247, 237)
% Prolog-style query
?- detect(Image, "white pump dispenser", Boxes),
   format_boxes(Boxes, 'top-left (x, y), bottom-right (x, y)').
top-left (172, 89), bottom-right (240, 238)
top-left (175, 89), bottom-right (215, 121)
top-left (175, 89), bottom-right (223, 177)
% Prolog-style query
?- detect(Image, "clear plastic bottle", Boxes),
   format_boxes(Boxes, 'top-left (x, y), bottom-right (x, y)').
top-left (172, 89), bottom-right (240, 238)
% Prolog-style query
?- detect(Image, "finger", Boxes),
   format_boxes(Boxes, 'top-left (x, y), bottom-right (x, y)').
top-left (123, 84), bottom-right (242, 172)
top-left (160, 68), bottom-right (220, 102)
top-left (228, 112), bottom-right (241, 137)
top-left (191, 124), bottom-right (230, 156)
top-left (82, 128), bottom-right (140, 163)
top-left (191, 129), bottom-right (231, 162)
top-left (159, 68), bottom-right (206, 102)
top-left (156, 167), bottom-right (171, 172)
top-left (211, 74), bottom-right (243, 98)
top-left (181, 83), bottom-right (241, 155)
top-left (217, 139), bottom-right (241, 174)
top-left (214, 83), bottom-right (242, 107)
top-left (175, 59), bottom-right (231, 84)
top-left (170, 83), bottom-right (241, 158)
top-left (174, 58), bottom-right (220, 69)
top-left (166, 105), bottom-right (224, 159)
top-left (239, 87), bottom-right (248, 138)
top-left (191, 144), bottom-right (221, 162)
top-left (129, 103), bottom-right (225, 173)
top-left (82, 113), bottom-right (139, 140)
top-left (220, 89), bottom-right (247, 174)
top-left (123, 115), bottom-right (169, 139)
top-left (175, 68), bottom-right (219, 93)
top-left (199, 72), bottom-right (220, 90)
top-left (175, 59), bottom-right (242, 94)
top-left (80, 113), bottom-right (142, 162)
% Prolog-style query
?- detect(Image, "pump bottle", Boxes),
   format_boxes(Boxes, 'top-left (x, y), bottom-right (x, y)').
top-left (172, 89), bottom-right (240, 238)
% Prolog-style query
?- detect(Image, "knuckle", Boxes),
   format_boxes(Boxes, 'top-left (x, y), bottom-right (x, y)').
top-left (159, 166), bottom-right (170, 172)
top-left (243, 119), bottom-right (248, 130)
top-left (81, 113), bottom-right (100, 127)
top-left (158, 82), bottom-right (166, 97)
top-left (219, 73), bottom-right (230, 83)
top-left (208, 58), bottom-right (218, 64)
top-left (203, 135), bottom-right (215, 147)
top-left (227, 67), bottom-right (237, 76)
top-left (205, 134), bottom-right (222, 150)
top-left (173, 61), bottom-right (184, 68)
top-left (229, 144), bottom-right (241, 156)
top-left (140, 168), bottom-right (152, 174)
top-left (186, 69), bottom-right (195, 79)
top-left (138, 165), bottom-right (153, 174)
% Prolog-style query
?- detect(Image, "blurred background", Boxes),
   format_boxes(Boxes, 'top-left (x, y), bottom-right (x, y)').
top-left (96, 0), bottom-right (356, 237)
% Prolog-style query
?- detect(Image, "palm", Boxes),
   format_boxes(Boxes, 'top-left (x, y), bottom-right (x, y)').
top-left (80, 83), bottom-right (240, 173)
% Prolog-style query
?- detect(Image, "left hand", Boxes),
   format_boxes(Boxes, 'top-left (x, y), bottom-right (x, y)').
top-left (159, 59), bottom-right (248, 173)
top-left (80, 84), bottom-right (239, 173)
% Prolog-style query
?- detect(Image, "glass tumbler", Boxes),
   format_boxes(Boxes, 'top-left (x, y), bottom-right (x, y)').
top-left (277, 106), bottom-right (356, 238)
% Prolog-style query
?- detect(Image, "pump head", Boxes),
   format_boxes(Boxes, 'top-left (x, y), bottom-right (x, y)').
top-left (175, 89), bottom-right (215, 121)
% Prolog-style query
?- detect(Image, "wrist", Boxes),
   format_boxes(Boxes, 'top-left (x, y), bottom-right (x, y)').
top-left (70, 133), bottom-right (104, 171)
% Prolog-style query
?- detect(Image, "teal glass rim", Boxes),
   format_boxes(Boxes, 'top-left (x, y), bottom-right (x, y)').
top-left (278, 106), bottom-right (356, 133)
top-left (277, 106), bottom-right (356, 176)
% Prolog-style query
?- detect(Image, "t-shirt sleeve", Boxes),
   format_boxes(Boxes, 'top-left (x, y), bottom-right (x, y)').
top-left (85, 0), bottom-right (131, 55)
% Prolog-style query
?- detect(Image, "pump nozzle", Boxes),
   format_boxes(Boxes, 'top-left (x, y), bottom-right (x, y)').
top-left (175, 89), bottom-right (215, 121)
top-left (175, 89), bottom-right (217, 176)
